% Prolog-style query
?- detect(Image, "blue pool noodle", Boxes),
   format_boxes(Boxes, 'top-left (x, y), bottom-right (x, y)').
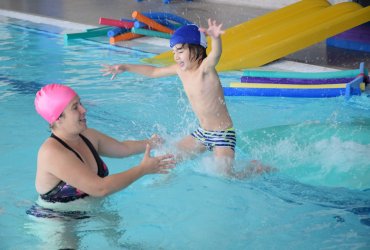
top-left (142, 12), bottom-right (193, 25)
top-left (223, 87), bottom-right (347, 98)
top-left (326, 37), bottom-right (370, 52)
top-left (120, 18), bottom-right (135, 22)
top-left (107, 27), bottom-right (129, 37)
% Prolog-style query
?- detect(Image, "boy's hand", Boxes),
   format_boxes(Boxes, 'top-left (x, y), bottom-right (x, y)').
top-left (101, 64), bottom-right (125, 80)
top-left (148, 134), bottom-right (164, 149)
top-left (199, 18), bottom-right (225, 39)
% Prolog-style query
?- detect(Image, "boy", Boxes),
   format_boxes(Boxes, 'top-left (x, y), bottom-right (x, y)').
top-left (102, 19), bottom-right (269, 177)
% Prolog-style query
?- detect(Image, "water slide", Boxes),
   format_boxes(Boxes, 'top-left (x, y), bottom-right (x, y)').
top-left (144, 0), bottom-right (370, 71)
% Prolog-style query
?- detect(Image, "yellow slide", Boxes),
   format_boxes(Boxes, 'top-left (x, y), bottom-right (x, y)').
top-left (144, 0), bottom-right (370, 72)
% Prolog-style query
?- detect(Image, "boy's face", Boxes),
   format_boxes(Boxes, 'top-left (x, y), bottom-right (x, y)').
top-left (172, 44), bottom-right (197, 70)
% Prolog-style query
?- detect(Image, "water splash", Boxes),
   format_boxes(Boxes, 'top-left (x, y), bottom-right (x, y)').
top-left (238, 121), bottom-right (370, 189)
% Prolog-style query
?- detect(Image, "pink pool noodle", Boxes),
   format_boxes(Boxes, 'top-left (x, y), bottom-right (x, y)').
top-left (99, 17), bottom-right (134, 29)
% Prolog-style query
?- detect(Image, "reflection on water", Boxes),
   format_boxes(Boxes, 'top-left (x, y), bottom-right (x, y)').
top-left (24, 199), bottom-right (125, 249)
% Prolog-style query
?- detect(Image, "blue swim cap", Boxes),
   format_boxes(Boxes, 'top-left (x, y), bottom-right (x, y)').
top-left (170, 24), bottom-right (207, 48)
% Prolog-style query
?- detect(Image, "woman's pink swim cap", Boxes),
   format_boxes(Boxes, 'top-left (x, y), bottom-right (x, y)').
top-left (35, 84), bottom-right (77, 124)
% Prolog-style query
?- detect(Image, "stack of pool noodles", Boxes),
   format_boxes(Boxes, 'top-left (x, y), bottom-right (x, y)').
top-left (223, 62), bottom-right (369, 98)
top-left (64, 12), bottom-right (192, 44)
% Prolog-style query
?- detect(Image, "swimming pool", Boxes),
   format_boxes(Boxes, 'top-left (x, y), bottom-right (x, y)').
top-left (1, 14), bottom-right (370, 249)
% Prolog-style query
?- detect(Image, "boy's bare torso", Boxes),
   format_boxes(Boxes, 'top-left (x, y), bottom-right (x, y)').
top-left (177, 66), bottom-right (233, 131)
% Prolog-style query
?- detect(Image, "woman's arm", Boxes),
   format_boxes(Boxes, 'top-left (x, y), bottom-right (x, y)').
top-left (39, 142), bottom-right (174, 197)
top-left (83, 128), bottom-right (162, 158)
top-left (94, 144), bottom-right (174, 196)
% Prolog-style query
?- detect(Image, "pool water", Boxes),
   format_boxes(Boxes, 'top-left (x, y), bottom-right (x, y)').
top-left (1, 16), bottom-right (370, 249)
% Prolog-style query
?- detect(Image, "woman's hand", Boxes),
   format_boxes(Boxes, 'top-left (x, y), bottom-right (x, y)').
top-left (139, 144), bottom-right (175, 174)
top-left (101, 64), bottom-right (126, 80)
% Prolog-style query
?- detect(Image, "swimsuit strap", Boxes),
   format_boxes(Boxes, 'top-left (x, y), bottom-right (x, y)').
top-left (50, 133), bottom-right (107, 177)
top-left (79, 134), bottom-right (106, 177)
top-left (43, 133), bottom-right (86, 198)
top-left (41, 133), bottom-right (108, 202)
top-left (50, 133), bottom-right (84, 162)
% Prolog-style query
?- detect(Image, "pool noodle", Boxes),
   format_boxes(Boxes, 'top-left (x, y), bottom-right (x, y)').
top-left (240, 76), bottom-right (355, 84)
top-left (120, 18), bottom-right (135, 22)
top-left (230, 83), bottom-right (348, 89)
top-left (132, 11), bottom-right (173, 34)
top-left (107, 27), bottom-right (129, 37)
top-left (64, 29), bottom-right (110, 40)
top-left (134, 19), bottom-right (180, 30)
top-left (326, 37), bottom-right (370, 52)
top-left (131, 28), bottom-right (171, 39)
top-left (134, 18), bottom-right (167, 28)
top-left (170, 23), bottom-right (183, 30)
top-left (242, 69), bottom-right (360, 79)
top-left (134, 20), bottom-right (153, 28)
top-left (86, 26), bottom-right (112, 32)
top-left (109, 32), bottom-right (143, 44)
top-left (99, 17), bottom-right (134, 29)
top-left (142, 12), bottom-right (193, 25)
top-left (223, 87), bottom-right (347, 98)
top-left (228, 62), bottom-right (367, 98)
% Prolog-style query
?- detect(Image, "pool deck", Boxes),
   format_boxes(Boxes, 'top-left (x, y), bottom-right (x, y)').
top-left (0, 0), bottom-right (369, 71)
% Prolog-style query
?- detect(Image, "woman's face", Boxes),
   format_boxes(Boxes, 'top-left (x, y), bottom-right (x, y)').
top-left (58, 95), bottom-right (87, 132)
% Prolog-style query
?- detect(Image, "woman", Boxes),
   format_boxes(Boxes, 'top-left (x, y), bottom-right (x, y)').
top-left (31, 83), bottom-right (175, 206)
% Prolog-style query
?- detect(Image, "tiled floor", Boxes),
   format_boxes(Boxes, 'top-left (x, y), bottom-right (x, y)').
top-left (0, 0), bottom-right (369, 70)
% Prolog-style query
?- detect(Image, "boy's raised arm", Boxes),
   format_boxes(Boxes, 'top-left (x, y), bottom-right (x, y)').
top-left (199, 19), bottom-right (225, 68)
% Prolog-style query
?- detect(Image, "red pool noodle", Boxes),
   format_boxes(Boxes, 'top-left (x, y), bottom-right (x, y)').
top-left (99, 17), bottom-right (134, 29)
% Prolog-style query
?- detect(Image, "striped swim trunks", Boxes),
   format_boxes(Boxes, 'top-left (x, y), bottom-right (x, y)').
top-left (191, 127), bottom-right (236, 151)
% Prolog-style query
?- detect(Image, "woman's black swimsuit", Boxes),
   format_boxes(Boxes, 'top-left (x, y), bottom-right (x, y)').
top-left (39, 133), bottom-right (109, 203)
